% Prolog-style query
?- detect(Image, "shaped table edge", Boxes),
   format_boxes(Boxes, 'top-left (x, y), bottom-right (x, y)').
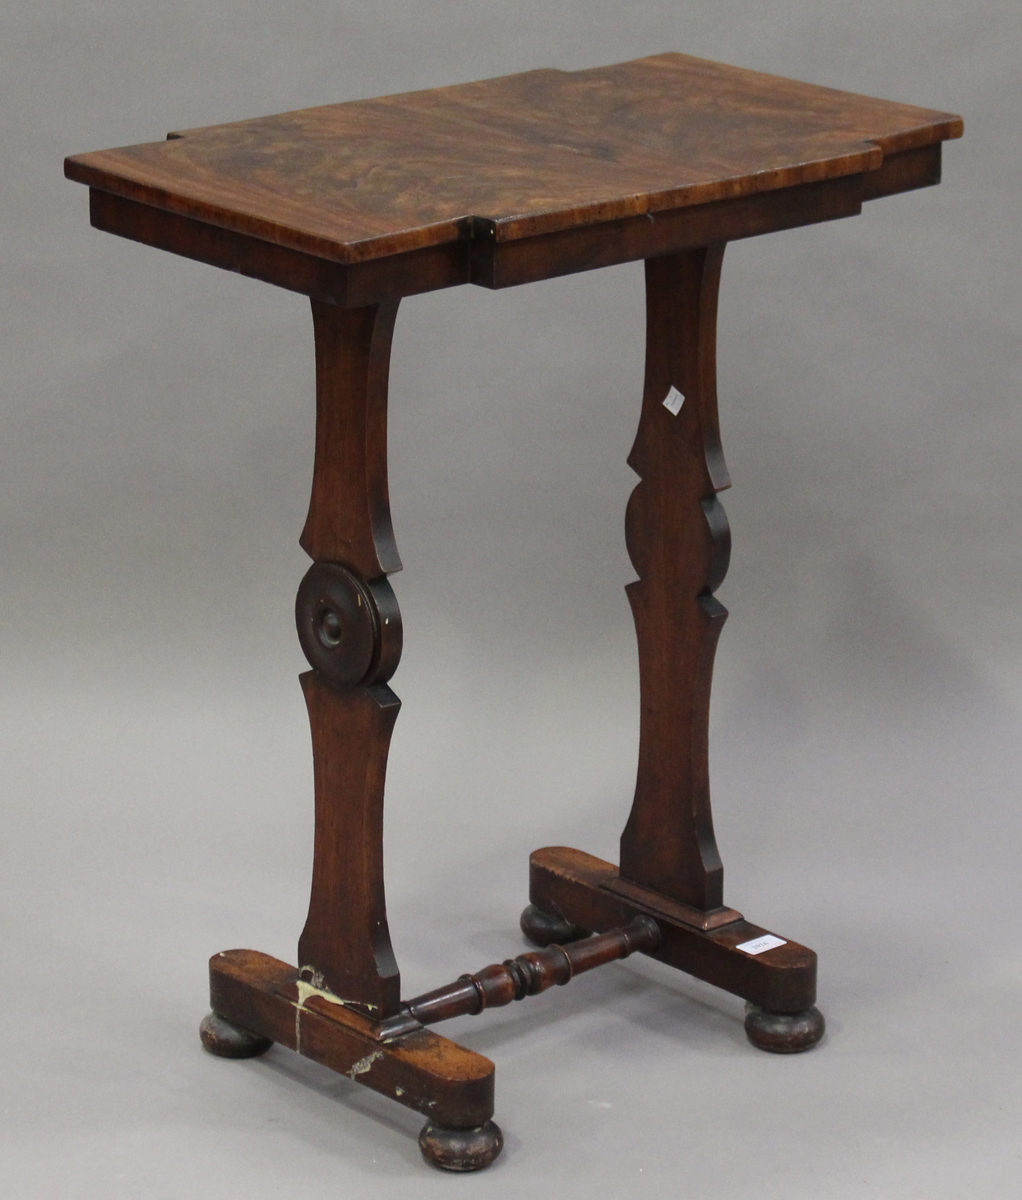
top-left (71, 140), bottom-right (948, 304)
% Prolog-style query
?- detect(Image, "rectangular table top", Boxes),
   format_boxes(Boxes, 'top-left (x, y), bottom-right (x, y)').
top-left (65, 54), bottom-right (961, 271)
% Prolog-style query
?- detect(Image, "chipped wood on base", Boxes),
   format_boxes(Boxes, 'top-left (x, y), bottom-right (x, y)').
top-left (208, 950), bottom-right (495, 1130)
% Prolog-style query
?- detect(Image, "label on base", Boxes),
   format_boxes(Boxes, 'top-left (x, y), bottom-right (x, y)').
top-left (736, 934), bottom-right (787, 955)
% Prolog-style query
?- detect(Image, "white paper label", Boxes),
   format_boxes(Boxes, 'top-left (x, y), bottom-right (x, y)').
top-left (736, 934), bottom-right (786, 956)
top-left (662, 386), bottom-right (685, 415)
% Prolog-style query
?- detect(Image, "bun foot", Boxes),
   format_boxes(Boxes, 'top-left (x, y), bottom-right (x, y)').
top-left (199, 1011), bottom-right (273, 1059)
top-left (744, 1004), bottom-right (825, 1053)
top-left (419, 1120), bottom-right (503, 1171)
top-left (519, 903), bottom-right (587, 947)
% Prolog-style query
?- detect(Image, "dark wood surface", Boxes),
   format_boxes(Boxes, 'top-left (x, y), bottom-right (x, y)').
top-left (380, 917), bottom-right (660, 1038)
top-left (620, 247), bottom-right (732, 910)
top-left (300, 300), bottom-right (401, 573)
top-left (530, 847), bottom-right (817, 1014)
top-left (66, 52), bottom-right (961, 280)
top-left (297, 673), bottom-right (401, 1017)
top-left (83, 143), bottom-right (943, 301)
top-left (209, 950), bottom-right (495, 1129)
top-left (476, 169), bottom-right (869, 290)
top-left (67, 52), bottom-right (961, 1160)
top-left (293, 298), bottom-right (406, 1018)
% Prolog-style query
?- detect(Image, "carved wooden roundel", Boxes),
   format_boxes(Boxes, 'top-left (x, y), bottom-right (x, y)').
top-left (296, 562), bottom-right (382, 688)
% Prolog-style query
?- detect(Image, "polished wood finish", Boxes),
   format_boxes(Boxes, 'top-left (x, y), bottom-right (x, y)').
top-left (292, 295), bottom-right (407, 1018)
top-left (529, 846), bottom-right (816, 1014)
top-left (86, 189), bottom-right (471, 306)
top-left (601, 875), bottom-right (742, 933)
top-left (65, 54), bottom-right (961, 265)
top-left (474, 171), bottom-right (866, 290)
top-left (620, 246), bottom-right (731, 910)
top-left (66, 52), bottom-right (961, 1168)
top-left (85, 145), bottom-right (940, 299)
top-left (67, 55), bottom-right (960, 302)
top-left (297, 674), bottom-right (401, 1016)
top-left (380, 917), bottom-right (660, 1039)
top-left (301, 300), bottom-right (401, 573)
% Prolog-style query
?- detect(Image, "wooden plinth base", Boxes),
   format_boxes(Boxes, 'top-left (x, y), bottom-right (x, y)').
top-left (206, 949), bottom-right (496, 1135)
top-left (529, 846), bottom-right (818, 1015)
top-left (204, 851), bottom-right (820, 1168)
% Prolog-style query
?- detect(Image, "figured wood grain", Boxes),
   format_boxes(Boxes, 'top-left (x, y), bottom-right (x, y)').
top-left (66, 49), bottom-right (963, 1158)
top-left (65, 53), bottom-right (962, 268)
top-left (619, 247), bottom-right (730, 911)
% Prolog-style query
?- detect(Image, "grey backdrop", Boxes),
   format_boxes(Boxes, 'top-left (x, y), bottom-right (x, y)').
top-left (3, 2), bottom-right (1020, 1197)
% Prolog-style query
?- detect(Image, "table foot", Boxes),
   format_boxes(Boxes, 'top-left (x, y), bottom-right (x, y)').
top-left (199, 1011), bottom-right (273, 1059)
top-left (529, 846), bottom-right (818, 1017)
top-left (744, 1004), bottom-right (825, 1053)
top-left (519, 902), bottom-right (588, 947)
top-left (419, 1120), bottom-right (504, 1172)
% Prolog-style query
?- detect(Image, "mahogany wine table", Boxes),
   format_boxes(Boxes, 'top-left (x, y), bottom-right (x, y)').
top-left (65, 54), bottom-right (961, 1171)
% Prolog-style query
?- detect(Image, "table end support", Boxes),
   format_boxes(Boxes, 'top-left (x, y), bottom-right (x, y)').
top-left (527, 846), bottom-right (821, 1046)
top-left (203, 950), bottom-right (502, 1168)
top-left (578, 248), bottom-right (824, 1052)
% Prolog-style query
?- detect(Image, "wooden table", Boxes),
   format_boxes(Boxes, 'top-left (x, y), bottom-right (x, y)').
top-left (65, 54), bottom-right (961, 1172)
